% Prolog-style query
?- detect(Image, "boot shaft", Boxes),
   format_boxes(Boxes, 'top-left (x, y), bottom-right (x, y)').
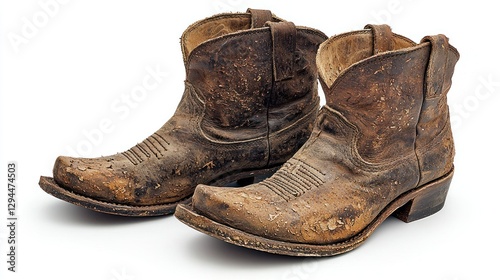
top-left (180, 10), bottom-right (327, 142)
top-left (317, 25), bottom-right (459, 181)
top-left (416, 35), bottom-right (459, 184)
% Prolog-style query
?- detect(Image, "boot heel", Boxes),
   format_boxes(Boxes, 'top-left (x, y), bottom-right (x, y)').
top-left (393, 169), bottom-right (453, 223)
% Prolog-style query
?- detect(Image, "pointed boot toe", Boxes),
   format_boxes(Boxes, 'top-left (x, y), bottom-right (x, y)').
top-left (179, 182), bottom-right (305, 250)
top-left (191, 185), bottom-right (228, 219)
top-left (52, 156), bottom-right (94, 195)
top-left (52, 155), bottom-right (132, 203)
top-left (42, 154), bottom-right (158, 215)
top-left (52, 156), bottom-right (73, 185)
top-left (190, 184), bottom-right (277, 232)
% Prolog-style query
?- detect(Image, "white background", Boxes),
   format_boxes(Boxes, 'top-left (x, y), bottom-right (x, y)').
top-left (1, 0), bottom-right (498, 279)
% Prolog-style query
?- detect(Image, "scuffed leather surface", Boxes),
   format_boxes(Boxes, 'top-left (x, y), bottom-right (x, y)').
top-left (187, 29), bottom-right (272, 140)
top-left (316, 29), bottom-right (415, 87)
top-left (416, 35), bottom-right (460, 185)
top-left (330, 46), bottom-right (429, 163)
top-left (192, 25), bottom-right (459, 244)
top-left (181, 12), bottom-right (282, 64)
top-left (54, 83), bottom-right (268, 205)
top-left (52, 10), bottom-right (327, 206)
top-left (187, 25), bottom-right (326, 142)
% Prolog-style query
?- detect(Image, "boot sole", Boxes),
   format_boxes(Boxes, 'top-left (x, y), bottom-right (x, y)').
top-left (174, 167), bottom-right (454, 256)
top-left (38, 165), bottom-right (281, 217)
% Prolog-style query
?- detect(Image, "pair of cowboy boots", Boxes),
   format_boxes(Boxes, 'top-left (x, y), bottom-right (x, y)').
top-left (39, 9), bottom-right (459, 256)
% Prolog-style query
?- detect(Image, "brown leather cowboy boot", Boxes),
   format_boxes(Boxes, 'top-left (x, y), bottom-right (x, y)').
top-left (38, 9), bottom-right (327, 216)
top-left (175, 24), bottom-right (459, 256)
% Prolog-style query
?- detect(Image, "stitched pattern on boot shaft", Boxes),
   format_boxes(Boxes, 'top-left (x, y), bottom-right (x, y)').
top-left (261, 158), bottom-right (325, 201)
top-left (122, 133), bottom-right (171, 165)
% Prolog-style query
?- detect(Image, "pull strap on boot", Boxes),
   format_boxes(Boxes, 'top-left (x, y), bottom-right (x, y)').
top-left (247, 8), bottom-right (273, 28)
top-left (267, 21), bottom-right (297, 82)
top-left (416, 34), bottom-right (459, 185)
top-left (422, 34), bottom-right (451, 98)
top-left (365, 24), bottom-right (394, 54)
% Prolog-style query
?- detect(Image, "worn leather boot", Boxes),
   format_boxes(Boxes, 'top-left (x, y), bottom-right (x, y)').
top-left (175, 24), bottom-right (459, 256)
top-left (38, 9), bottom-right (327, 216)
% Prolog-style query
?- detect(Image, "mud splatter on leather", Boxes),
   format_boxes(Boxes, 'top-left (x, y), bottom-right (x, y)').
top-left (190, 24), bottom-right (460, 244)
top-left (49, 9), bottom-right (327, 210)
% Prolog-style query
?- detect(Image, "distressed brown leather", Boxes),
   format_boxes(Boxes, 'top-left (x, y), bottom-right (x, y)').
top-left (246, 8), bottom-right (273, 28)
top-left (186, 25), bottom-right (459, 246)
top-left (44, 9), bottom-right (327, 215)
